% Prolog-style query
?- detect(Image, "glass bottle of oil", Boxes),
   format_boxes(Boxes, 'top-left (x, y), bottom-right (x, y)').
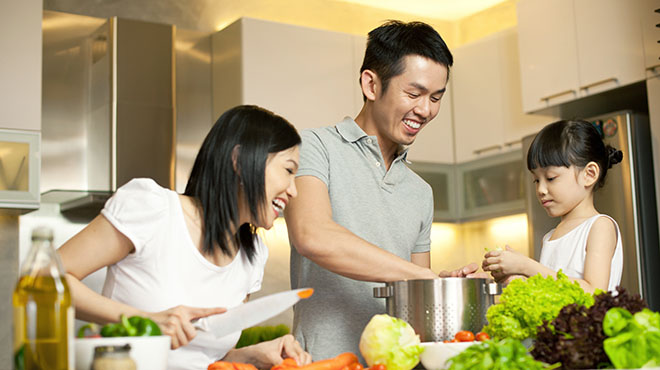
top-left (13, 227), bottom-right (74, 370)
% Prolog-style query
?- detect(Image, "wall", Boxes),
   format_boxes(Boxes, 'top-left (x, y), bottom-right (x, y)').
top-left (0, 0), bottom-right (43, 366)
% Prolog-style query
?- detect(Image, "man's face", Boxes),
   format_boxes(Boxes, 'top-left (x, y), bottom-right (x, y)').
top-left (372, 55), bottom-right (449, 146)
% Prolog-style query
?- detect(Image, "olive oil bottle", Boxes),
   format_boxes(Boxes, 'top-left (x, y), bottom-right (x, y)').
top-left (13, 227), bottom-right (74, 370)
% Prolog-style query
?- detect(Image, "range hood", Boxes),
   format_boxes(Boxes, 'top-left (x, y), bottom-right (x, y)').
top-left (41, 11), bottom-right (175, 220)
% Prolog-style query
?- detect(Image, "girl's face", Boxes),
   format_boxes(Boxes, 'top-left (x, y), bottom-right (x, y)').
top-left (531, 165), bottom-right (592, 218)
top-left (258, 145), bottom-right (300, 229)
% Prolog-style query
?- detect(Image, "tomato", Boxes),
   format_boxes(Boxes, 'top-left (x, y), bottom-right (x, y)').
top-left (350, 363), bottom-right (363, 370)
top-left (371, 364), bottom-right (386, 370)
top-left (476, 332), bottom-right (490, 341)
top-left (454, 330), bottom-right (475, 342)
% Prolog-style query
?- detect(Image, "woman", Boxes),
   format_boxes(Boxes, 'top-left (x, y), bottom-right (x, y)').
top-left (59, 105), bottom-right (312, 369)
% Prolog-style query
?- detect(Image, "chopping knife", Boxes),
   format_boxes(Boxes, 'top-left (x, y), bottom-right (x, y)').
top-left (193, 288), bottom-right (314, 340)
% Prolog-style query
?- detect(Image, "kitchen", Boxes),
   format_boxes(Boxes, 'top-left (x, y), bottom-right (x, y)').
top-left (2, 0), bottom-right (660, 368)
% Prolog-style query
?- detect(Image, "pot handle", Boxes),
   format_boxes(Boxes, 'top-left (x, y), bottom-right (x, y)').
top-left (373, 285), bottom-right (393, 298)
top-left (486, 282), bottom-right (502, 296)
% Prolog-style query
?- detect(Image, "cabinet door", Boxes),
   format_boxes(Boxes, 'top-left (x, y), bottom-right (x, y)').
top-left (642, 0), bottom-right (660, 74)
top-left (241, 18), bottom-right (357, 131)
top-left (452, 34), bottom-right (505, 163)
top-left (407, 83), bottom-right (454, 164)
top-left (517, 0), bottom-right (579, 112)
top-left (498, 29), bottom-right (555, 146)
top-left (574, 0), bottom-right (645, 96)
top-left (647, 75), bottom-right (660, 235)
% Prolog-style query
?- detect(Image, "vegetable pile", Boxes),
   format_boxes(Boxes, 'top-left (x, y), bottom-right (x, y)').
top-left (483, 272), bottom-right (594, 340)
top-left (532, 287), bottom-right (646, 369)
top-left (445, 338), bottom-right (557, 370)
top-left (359, 314), bottom-right (423, 370)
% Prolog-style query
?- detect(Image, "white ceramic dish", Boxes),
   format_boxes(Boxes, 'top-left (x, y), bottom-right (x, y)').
top-left (419, 341), bottom-right (477, 370)
top-left (75, 335), bottom-right (171, 370)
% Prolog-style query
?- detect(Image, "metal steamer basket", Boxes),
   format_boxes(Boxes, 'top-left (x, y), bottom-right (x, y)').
top-left (373, 278), bottom-right (501, 342)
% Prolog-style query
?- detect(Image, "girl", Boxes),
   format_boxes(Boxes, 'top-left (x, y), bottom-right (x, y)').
top-left (482, 119), bottom-right (624, 293)
top-left (58, 105), bottom-right (312, 370)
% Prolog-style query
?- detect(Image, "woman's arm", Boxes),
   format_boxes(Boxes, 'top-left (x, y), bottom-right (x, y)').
top-left (58, 215), bottom-right (226, 348)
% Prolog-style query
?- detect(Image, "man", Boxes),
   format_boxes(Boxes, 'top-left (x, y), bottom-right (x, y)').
top-left (284, 20), bottom-right (479, 360)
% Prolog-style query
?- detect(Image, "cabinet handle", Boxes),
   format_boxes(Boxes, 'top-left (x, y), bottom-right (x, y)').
top-left (580, 77), bottom-right (618, 90)
top-left (473, 144), bottom-right (502, 155)
top-left (540, 89), bottom-right (576, 102)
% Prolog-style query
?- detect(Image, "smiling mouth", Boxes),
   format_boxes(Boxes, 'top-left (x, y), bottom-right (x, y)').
top-left (403, 119), bottom-right (422, 130)
top-left (272, 198), bottom-right (286, 214)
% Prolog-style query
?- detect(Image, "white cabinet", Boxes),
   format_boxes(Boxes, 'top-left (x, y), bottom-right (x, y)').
top-left (212, 18), bottom-right (363, 131)
top-left (406, 84), bottom-right (455, 164)
top-left (452, 28), bottom-right (552, 163)
top-left (642, 0), bottom-right (660, 75)
top-left (517, 0), bottom-right (646, 112)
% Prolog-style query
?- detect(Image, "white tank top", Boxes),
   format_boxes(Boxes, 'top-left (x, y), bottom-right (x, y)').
top-left (539, 214), bottom-right (623, 292)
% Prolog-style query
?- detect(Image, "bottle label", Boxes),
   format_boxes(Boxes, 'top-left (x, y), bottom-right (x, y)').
top-left (68, 307), bottom-right (75, 370)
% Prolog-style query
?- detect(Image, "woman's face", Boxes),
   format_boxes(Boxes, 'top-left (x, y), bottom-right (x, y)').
top-left (259, 145), bottom-right (300, 229)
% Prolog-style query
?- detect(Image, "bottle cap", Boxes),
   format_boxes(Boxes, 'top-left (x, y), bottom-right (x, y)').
top-left (31, 226), bottom-right (54, 242)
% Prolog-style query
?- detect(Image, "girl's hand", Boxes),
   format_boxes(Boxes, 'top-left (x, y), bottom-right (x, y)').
top-left (482, 245), bottom-right (532, 277)
top-left (224, 334), bottom-right (312, 368)
top-left (147, 305), bottom-right (226, 349)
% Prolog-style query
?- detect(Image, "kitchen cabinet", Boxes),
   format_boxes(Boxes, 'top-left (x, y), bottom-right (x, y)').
top-left (642, 0), bottom-right (660, 76)
top-left (452, 28), bottom-right (551, 163)
top-left (517, 0), bottom-right (646, 112)
top-left (212, 18), bottom-right (364, 131)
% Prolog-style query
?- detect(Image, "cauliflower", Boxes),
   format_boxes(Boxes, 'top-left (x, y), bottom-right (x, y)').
top-left (359, 314), bottom-right (423, 370)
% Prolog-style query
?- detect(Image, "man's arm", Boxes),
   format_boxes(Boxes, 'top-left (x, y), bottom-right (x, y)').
top-left (284, 175), bottom-right (437, 283)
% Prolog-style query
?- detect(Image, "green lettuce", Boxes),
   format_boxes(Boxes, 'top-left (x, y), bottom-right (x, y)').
top-left (483, 272), bottom-right (594, 340)
top-left (447, 338), bottom-right (557, 370)
top-left (359, 314), bottom-right (423, 370)
top-left (603, 308), bottom-right (660, 368)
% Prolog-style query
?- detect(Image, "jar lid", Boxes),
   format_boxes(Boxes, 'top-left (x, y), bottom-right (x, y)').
top-left (94, 343), bottom-right (132, 356)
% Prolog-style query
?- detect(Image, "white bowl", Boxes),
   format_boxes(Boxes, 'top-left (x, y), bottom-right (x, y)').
top-left (75, 335), bottom-right (171, 370)
top-left (419, 341), bottom-right (477, 370)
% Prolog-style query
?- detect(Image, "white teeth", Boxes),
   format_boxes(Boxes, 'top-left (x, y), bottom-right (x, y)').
top-left (403, 119), bottom-right (421, 129)
top-left (272, 198), bottom-right (285, 212)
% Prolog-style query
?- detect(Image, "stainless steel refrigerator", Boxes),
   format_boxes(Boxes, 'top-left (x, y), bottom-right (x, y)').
top-left (523, 110), bottom-right (660, 310)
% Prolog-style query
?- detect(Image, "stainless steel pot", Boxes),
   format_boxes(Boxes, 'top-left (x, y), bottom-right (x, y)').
top-left (373, 278), bottom-right (501, 342)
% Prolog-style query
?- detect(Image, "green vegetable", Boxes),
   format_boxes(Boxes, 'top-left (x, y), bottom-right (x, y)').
top-left (483, 271), bottom-right (594, 340)
top-left (603, 308), bottom-right (660, 369)
top-left (98, 314), bottom-right (162, 337)
top-left (14, 344), bottom-right (24, 370)
top-left (359, 314), bottom-right (424, 370)
top-left (235, 325), bottom-right (290, 348)
top-left (446, 338), bottom-right (558, 370)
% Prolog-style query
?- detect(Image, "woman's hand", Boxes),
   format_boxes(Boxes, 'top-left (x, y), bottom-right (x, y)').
top-left (482, 245), bottom-right (532, 278)
top-left (146, 305), bottom-right (226, 349)
top-left (224, 334), bottom-right (312, 369)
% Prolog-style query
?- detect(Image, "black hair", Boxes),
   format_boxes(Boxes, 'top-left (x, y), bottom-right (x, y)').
top-left (526, 119), bottom-right (623, 191)
top-left (359, 20), bottom-right (453, 100)
top-left (184, 105), bottom-right (301, 261)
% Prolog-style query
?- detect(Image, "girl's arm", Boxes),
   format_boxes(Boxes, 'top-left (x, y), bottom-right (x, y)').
top-left (58, 215), bottom-right (225, 348)
top-left (482, 217), bottom-right (617, 293)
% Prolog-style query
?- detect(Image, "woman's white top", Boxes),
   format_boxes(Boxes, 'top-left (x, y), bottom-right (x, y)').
top-left (539, 214), bottom-right (623, 292)
top-left (100, 178), bottom-right (268, 370)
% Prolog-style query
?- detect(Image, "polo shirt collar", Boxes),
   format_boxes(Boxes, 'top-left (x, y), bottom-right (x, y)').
top-left (336, 117), bottom-right (367, 143)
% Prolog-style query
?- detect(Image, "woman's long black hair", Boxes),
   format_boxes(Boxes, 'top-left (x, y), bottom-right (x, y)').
top-left (527, 119), bottom-right (623, 191)
top-left (184, 105), bottom-right (301, 262)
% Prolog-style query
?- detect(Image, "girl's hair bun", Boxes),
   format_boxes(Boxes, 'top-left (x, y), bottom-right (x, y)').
top-left (607, 146), bottom-right (623, 168)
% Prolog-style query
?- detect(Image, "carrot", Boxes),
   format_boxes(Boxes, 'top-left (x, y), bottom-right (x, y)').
top-left (208, 361), bottom-right (258, 370)
top-left (272, 358), bottom-right (300, 370)
top-left (297, 353), bottom-right (359, 370)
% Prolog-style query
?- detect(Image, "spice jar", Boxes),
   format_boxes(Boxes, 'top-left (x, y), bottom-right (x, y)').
top-left (92, 344), bottom-right (137, 370)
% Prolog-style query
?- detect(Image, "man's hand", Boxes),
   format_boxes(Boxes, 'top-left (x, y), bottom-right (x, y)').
top-left (438, 262), bottom-right (489, 278)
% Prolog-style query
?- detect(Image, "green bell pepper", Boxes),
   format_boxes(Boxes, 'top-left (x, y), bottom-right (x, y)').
top-left (97, 314), bottom-right (162, 337)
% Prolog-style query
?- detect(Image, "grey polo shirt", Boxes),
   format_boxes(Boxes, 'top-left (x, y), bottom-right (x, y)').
top-left (289, 117), bottom-right (433, 361)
